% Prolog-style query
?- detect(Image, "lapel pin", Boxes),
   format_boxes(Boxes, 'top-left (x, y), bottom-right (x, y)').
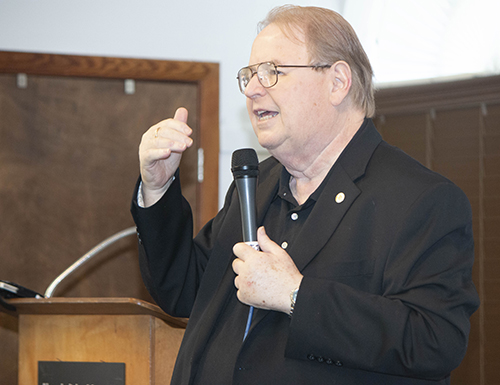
top-left (335, 192), bottom-right (345, 203)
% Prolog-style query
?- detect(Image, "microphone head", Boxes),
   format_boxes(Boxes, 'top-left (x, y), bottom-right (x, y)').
top-left (231, 148), bottom-right (259, 178)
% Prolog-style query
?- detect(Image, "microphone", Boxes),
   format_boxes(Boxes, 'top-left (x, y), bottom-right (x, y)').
top-left (231, 148), bottom-right (259, 247)
top-left (231, 148), bottom-right (259, 340)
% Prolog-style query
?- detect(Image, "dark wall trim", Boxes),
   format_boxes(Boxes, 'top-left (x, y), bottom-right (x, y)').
top-left (375, 74), bottom-right (500, 115)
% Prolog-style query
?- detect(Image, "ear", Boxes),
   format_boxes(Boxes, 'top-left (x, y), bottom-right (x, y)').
top-left (327, 61), bottom-right (352, 107)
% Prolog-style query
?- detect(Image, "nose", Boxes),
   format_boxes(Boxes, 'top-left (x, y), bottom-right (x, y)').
top-left (244, 74), bottom-right (266, 99)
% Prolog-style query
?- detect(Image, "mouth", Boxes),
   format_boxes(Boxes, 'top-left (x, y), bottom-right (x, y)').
top-left (255, 109), bottom-right (279, 121)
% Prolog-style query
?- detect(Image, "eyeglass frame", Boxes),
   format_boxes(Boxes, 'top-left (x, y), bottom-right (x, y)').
top-left (237, 61), bottom-right (332, 94)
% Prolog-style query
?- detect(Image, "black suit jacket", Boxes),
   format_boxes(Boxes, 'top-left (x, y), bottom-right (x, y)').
top-left (132, 120), bottom-right (479, 384)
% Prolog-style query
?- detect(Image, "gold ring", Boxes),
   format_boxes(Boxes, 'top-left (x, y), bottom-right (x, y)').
top-left (154, 126), bottom-right (161, 138)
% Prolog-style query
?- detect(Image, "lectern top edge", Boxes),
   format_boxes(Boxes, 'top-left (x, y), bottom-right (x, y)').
top-left (3, 297), bottom-right (188, 329)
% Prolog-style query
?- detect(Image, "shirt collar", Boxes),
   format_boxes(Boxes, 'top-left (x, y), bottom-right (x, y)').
top-left (275, 165), bottom-right (328, 207)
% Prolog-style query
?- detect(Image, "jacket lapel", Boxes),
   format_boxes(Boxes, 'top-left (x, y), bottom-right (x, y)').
top-left (289, 119), bottom-right (382, 270)
top-left (288, 165), bottom-right (361, 271)
top-left (256, 159), bottom-right (282, 227)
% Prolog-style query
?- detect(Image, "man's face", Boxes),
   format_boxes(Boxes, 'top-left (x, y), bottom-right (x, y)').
top-left (245, 23), bottom-right (333, 161)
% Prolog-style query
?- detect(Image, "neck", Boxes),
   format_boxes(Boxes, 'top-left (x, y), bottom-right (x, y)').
top-left (284, 112), bottom-right (365, 205)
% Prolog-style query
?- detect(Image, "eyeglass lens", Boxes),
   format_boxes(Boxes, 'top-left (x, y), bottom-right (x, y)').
top-left (238, 62), bottom-right (277, 93)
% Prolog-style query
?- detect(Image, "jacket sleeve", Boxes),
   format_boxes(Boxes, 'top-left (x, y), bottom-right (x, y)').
top-left (285, 181), bottom-right (479, 380)
top-left (130, 171), bottom-right (235, 318)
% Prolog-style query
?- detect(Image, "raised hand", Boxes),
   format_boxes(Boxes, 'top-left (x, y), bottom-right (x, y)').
top-left (138, 107), bottom-right (193, 207)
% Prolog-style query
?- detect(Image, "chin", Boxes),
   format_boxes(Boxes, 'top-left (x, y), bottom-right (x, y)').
top-left (255, 132), bottom-right (275, 150)
top-left (258, 140), bottom-right (282, 157)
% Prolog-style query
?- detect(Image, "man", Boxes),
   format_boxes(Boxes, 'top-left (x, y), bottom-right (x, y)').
top-left (132, 5), bottom-right (479, 384)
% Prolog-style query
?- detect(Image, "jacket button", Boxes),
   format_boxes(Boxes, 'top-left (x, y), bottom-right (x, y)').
top-left (307, 354), bottom-right (315, 361)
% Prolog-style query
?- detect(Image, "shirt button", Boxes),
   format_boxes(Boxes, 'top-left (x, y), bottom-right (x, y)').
top-left (281, 241), bottom-right (288, 249)
top-left (291, 213), bottom-right (299, 221)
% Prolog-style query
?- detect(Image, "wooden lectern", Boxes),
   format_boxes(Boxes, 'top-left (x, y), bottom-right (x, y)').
top-left (7, 297), bottom-right (187, 384)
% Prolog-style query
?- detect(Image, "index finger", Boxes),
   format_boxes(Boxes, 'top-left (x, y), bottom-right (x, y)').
top-left (151, 107), bottom-right (192, 138)
top-left (233, 241), bottom-right (260, 261)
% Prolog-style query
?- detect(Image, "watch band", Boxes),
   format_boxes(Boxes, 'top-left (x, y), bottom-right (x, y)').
top-left (289, 287), bottom-right (299, 316)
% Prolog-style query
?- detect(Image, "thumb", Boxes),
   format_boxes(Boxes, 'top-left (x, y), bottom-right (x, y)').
top-left (173, 107), bottom-right (189, 124)
top-left (257, 226), bottom-right (279, 252)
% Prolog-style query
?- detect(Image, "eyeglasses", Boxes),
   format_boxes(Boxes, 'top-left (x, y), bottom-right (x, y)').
top-left (237, 61), bottom-right (331, 94)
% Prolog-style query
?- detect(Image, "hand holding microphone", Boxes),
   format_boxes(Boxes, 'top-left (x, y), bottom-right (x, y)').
top-left (231, 148), bottom-right (303, 315)
top-left (139, 107), bottom-right (193, 207)
top-left (233, 226), bottom-right (303, 314)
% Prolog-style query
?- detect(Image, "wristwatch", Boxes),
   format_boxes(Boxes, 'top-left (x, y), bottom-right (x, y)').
top-left (289, 287), bottom-right (299, 316)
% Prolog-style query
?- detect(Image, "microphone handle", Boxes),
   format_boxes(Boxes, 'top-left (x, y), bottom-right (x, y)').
top-left (235, 176), bottom-right (258, 243)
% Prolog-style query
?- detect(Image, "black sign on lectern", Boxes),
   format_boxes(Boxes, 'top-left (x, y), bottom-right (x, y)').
top-left (38, 361), bottom-right (125, 385)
